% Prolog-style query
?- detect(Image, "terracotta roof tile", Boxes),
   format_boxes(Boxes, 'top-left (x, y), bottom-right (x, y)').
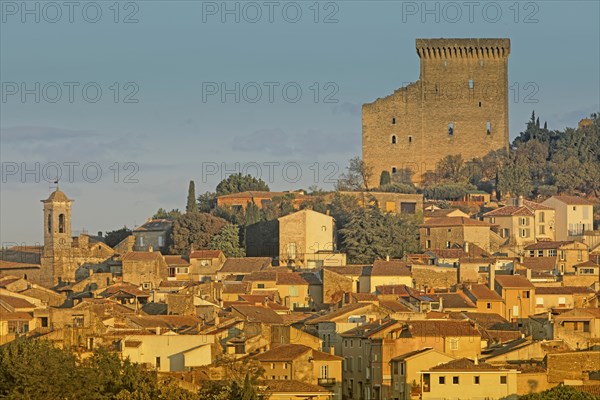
top-left (264, 380), bottom-right (329, 393)
top-left (549, 195), bottom-right (595, 205)
top-left (524, 241), bottom-right (575, 250)
top-left (231, 304), bottom-right (284, 324)
top-left (521, 257), bottom-right (557, 271)
top-left (220, 257), bottom-right (272, 274)
top-left (189, 250), bottom-right (223, 259)
top-left (535, 286), bottom-right (595, 294)
top-left (421, 217), bottom-right (491, 228)
top-left (122, 251), bottom-right (163, 261)
top-left (494, 275), bottom-right (535, 288)
top-left (466, 284), bottom-right (502, 301)
top-left (439, 293), bottom-right (476, 309)
top-left (276, 272), bottom-right (309, 285)
top-left (308, 303), bottom-right (373, 324)
top-left (164, 255), bottom-right (189, 266)
top-left (371, 260), bottom-right (411, 276)
top-left (0, 260), bottom-right (41, 270)
top-left (484, 206), bottom-right (534, 217)
top-left (0, 295), bottom-right (35, 309)
top-left (430, 357), bottom-right (501, 371)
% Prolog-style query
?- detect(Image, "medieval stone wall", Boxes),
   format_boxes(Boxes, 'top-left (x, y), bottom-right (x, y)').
top-left (363, 38), bottom-right (510, 185)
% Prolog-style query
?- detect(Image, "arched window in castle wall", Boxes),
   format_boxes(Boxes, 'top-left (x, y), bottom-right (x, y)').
top-left (391, 135), bottom-right (397, 144)
top-left (58, 214), bottom-right (65, 233)
top-left (48, 213), bottom-right (52, 233)
top-left (392, 118), bottom-right (396, 125)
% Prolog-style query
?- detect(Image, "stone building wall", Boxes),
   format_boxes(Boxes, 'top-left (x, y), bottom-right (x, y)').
top-left (363, 38), bottom-right (510, 185)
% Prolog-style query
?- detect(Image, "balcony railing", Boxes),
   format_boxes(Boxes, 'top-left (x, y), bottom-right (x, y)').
top-left (318, 378), bottom-right (336, 386)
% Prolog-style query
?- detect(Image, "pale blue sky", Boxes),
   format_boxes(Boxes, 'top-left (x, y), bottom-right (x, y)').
top-left (1, 0), bottom-right (599, 243)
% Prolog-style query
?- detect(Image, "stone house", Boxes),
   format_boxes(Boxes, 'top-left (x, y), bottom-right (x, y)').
top-left (369, 260), bottom-right (412, 290)
top-left (322, 266), bottom-right (371, 304)
top-left (523, 241), bottom-right (589, 275)
top-left (542, 195), bottom-right (595, 241)
top-left (390, 348), bottom-right (455, 400)
top-left (263, 380), bottom-right (333, 400)
top-left (164, 255), bottom-right (191, 281)
top-left (216, 257), bottom-right (272, 281)
top-left (553, 308), bottom-right (600, 350)
top-left (253, 343), bottom-right (343, 399)
top-left (305, 303), bottom-right (391, 354)
top-left (483, 199), bottom-right (555, 255)
top-left (533, 286), bottom-right (596, 312)
top-left (493, 276), bottom-right (536, 322)
top-left (423, 208), bottom-right (469, 221)
top-left (420, 358), bottom-right (519, 400)
top-left (132, 219), bottom-right (173, 253)
top-left (120, 333), bottom-right (213, 372)
top-left (216, 191), bottom-right (306, 211)
top-left (333, 192), bottom-right (424, 215)
top-left (121, 250), bottom-right (168, 290)
top-left (243, 270), bottom-right (310, 310)
top-left (339, 319), bottom-right (482, 400)
top-left (463, 284), bottom-right (503, 315)
top-left (278, 209), bottom-right (345, 268)
top-left (189, 250), bottom-right (226, 280)
top-left (420, 217), bottom-right (495, 254)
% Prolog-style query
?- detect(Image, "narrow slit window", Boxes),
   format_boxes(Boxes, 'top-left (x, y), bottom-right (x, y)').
top-left (391, 135), bottom-right (397, 144)
top-left (448, 123), bottom-right (454, 136)
top-left (479, 102), bottom-right (482, 107)
top-left (408, 136), bottom-right (413, 143)
top-left (391, 167), bottom-right (397, 174)
top-left (486, 121), bottom-right (491, 135)
top-left (392, 117), bottom-right (396, 125)
top-left (469, 79), bottom-right (474, 89)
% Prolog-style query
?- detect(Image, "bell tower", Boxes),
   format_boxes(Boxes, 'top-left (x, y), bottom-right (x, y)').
top-left (42, 187), bottom-right (73, 256)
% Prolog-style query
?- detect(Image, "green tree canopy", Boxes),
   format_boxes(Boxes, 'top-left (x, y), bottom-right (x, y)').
top-left (209, 224), bottom-right (245, 257)
top-left (518, 384), bottom-right (600, 399)
top-left (186, 180), bottom-right (198, 213)
top-left (339, 203), bottom-right (419, 264)
top-left (170, 212), bottom-right (228, 255)
top-left (153, 208), bottom-right (182, 220)
top-left (216, 174), bottom-right (269, 196)
top-left (104, 226), bottom-right (132, 248)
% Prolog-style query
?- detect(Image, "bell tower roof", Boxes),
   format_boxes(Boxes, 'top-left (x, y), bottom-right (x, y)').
top-left (42, 188), bottom-right (73, 203)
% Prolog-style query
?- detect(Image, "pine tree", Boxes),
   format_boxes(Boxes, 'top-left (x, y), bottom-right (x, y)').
top-left (186, 181), bottom-right (198, 213)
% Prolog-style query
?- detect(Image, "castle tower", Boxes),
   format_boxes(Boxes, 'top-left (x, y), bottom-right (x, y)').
top-left (41, 187), bottom-right (73, 256)
top-left (362, 38), bottom-right (510, 186)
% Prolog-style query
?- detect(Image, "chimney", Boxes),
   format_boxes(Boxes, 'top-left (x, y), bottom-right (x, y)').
top-left (547, 311), bottom-right (552, 322)
top-left (517, 195), bottom-right (524, 207)
top-left (474, 355), bottom-right (479, 365)
top-left (386, 255), bottom-right (390, 262)
top-left (526, 269), bottom-right (532, 281)
top-left (155, 327), bottom-right (160, 335)
top-left (464, 242), bottom-right (470, 254)
top-left (488, 264), bottom-right (495, 290)
top-left (329, 346), bottom-right (335, 355)
top-left (148, 245), bottom-right (153, 253)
